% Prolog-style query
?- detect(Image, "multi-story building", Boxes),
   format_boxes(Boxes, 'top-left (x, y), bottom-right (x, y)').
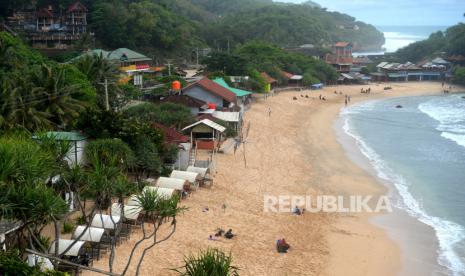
top-left (6, 1), bottom-right (90, 49)
top-left (325, 42), bottom-right (354, 73)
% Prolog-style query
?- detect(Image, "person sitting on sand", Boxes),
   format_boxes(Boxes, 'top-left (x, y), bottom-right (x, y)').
top-left (224, 229), bottom-right (234, 239)
top-left (293, 206), bottom-right (302, 215)
top-left (276, 238), bottom-right (290, 253)
top-left (215, 228), bottom-right (225, 237)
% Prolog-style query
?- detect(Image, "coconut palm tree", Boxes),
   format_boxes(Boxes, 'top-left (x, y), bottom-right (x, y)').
top-left (72, 54), bottom-right (121, 110)
top-left (30, 64), bottom-right (87, 128)
top-left (0, 74), bottom-right (52, 130)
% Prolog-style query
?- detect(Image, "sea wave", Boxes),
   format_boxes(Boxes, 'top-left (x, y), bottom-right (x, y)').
top-left (383, 31), bottom-right (426, 40)
top-left (342, 103), bottom-right (465, 275)
top-left (382, 31), bottom-right (427, 52)
top-left (419, 95), bottom-right (465, 149)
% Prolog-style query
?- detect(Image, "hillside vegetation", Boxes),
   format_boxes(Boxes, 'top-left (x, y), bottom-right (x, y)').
top-left (1, 0), bottom-right (385, 56)
top-left (391, 21), bottom-right (465, 84)
top-left (393, 23), bottom-right (465, 62)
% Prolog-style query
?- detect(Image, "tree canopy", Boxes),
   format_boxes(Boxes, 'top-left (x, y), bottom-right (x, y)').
top-left (1, 0), bottom-right (385, 57)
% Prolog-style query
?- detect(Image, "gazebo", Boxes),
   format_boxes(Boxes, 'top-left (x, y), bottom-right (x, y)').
top-left (182, 119), bottom-right (226, 150)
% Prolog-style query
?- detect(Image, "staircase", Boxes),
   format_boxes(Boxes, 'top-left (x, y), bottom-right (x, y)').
top-left (188, 144), bottom-right (197, 166)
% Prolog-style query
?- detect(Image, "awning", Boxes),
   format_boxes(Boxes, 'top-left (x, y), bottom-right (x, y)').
top-left (290, 75), bottom-right (303, 80)
top-left (143, 186), bottom-right (176, 198)
top-left (187, 166), bottom-right (209, 178)
top-left (156, 177), bottom-right (189, 191)
top-left (111, 203), bottom-right (142, 221)
top-left (91, 214), bottom-right (121, 229)
top-left (127, 195), bottom-right (141, 206)
top-left (73, 226), bottom-right (105, 243)
top-left (182, 119), bottom-right (226, 133)
top-left (212, 111), bottom-right (240, 122)
top-left (49, 239), bottom-right (85, 256)
top-left (170, 170), bottom-right (200, 184)
top-left (340, 73), bottom-right (354, 80)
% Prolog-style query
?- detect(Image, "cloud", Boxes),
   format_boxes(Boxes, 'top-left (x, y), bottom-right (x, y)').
top-left (274, 0), bottom-right (465, 25)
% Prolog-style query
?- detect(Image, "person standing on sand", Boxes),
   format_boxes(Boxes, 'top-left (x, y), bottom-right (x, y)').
top-left (345, 98), bottom-right (347, 106)
top-left (268, 107), bottom-right (272, 117)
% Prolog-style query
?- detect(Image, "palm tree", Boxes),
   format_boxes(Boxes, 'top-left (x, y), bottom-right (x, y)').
top-left (0, 74), bottom-right (51, 130)
top-left (30, 64), bottom-right (87, 128)
top-left (0, 36), bottom-right (17, 69)
top-left (0, 138), bottom-right (68, 255)
top-left (72, 54), bottom-right (121, 110)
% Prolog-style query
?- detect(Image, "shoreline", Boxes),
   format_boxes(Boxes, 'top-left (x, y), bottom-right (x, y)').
top-left (84, 81), bottom-right (455, 276)
top-left (334, 104), bottom-right (442, 276)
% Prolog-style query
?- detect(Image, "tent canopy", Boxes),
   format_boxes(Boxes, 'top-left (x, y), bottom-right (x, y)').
top-left (73, 226), bottom-right (105, 243)
top-left (186, 166), bottom-right (209, 178)
top-left (91, 214), bottom-right (121, 229)
top-left (49, 239), bottom-right (85, 256)
top-left (170, 170), bottom-right (200, 184)
top-left (111, 203), bottom-right (142, 221)
top-left (143, 186), bottom-right (176, 198)
top-left (156, 177), bottom-right (189, 191)
top-left (127, 195), bottom-right (140, 207)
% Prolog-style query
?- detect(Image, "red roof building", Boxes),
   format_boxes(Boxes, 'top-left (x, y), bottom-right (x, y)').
top-left (325, 41), bottom-right (354, 73)
top-left (183, 77), bottom-right (237, 109)
top-left (67, 1), bottom-right (88, 12)
top-left (281, 71), bottom-right (294, 80)
top-left (37, 8), bottom-right (53, 18)
top-left (152, 123), bottom-right (189, 145)
top-left (261, 72), bottom-right (278, 84)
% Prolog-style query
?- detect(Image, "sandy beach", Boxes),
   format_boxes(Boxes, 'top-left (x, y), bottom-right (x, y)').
top-left (84, 81), bottom-right (450, 276)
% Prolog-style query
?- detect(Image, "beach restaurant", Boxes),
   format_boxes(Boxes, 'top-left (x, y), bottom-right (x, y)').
top-left (372, 60), bottom-right (449, 82)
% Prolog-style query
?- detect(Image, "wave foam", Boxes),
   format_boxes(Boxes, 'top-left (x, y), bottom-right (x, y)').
top-left (342, 105), bottom-right (465, 275)
top-left (419, 95), bottom-right (465, 149)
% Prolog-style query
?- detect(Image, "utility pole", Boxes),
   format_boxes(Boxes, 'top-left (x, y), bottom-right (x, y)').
top-left (99, 79), bottom-right (110, 111)
top-left (104, 78), bottom-right (109, 111)
top-left (166, 61), bottom-right (172, 76)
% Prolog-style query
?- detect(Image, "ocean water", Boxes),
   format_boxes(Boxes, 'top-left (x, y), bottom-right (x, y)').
top-left (342, 94), bottom-right (465, 275)
top-left (353, 25), bottom-right (448, 55)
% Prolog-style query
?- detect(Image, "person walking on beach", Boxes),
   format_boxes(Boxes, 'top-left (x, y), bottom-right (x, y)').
top-left (268, 107), bottom-right (272, 117)
top-left (345, 98), bottom-right (347, 106)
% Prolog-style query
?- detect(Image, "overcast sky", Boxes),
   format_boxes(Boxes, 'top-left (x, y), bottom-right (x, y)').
top-left (276, 0), bottom-right (465, 26)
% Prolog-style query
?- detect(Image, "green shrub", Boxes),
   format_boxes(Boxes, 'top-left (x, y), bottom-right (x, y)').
top-left (62, 222), bottom-right (74, 234)
top-left (174, 248), bottom-right (239, 276)
top-left (0, 250), bottom-right (68, 276)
